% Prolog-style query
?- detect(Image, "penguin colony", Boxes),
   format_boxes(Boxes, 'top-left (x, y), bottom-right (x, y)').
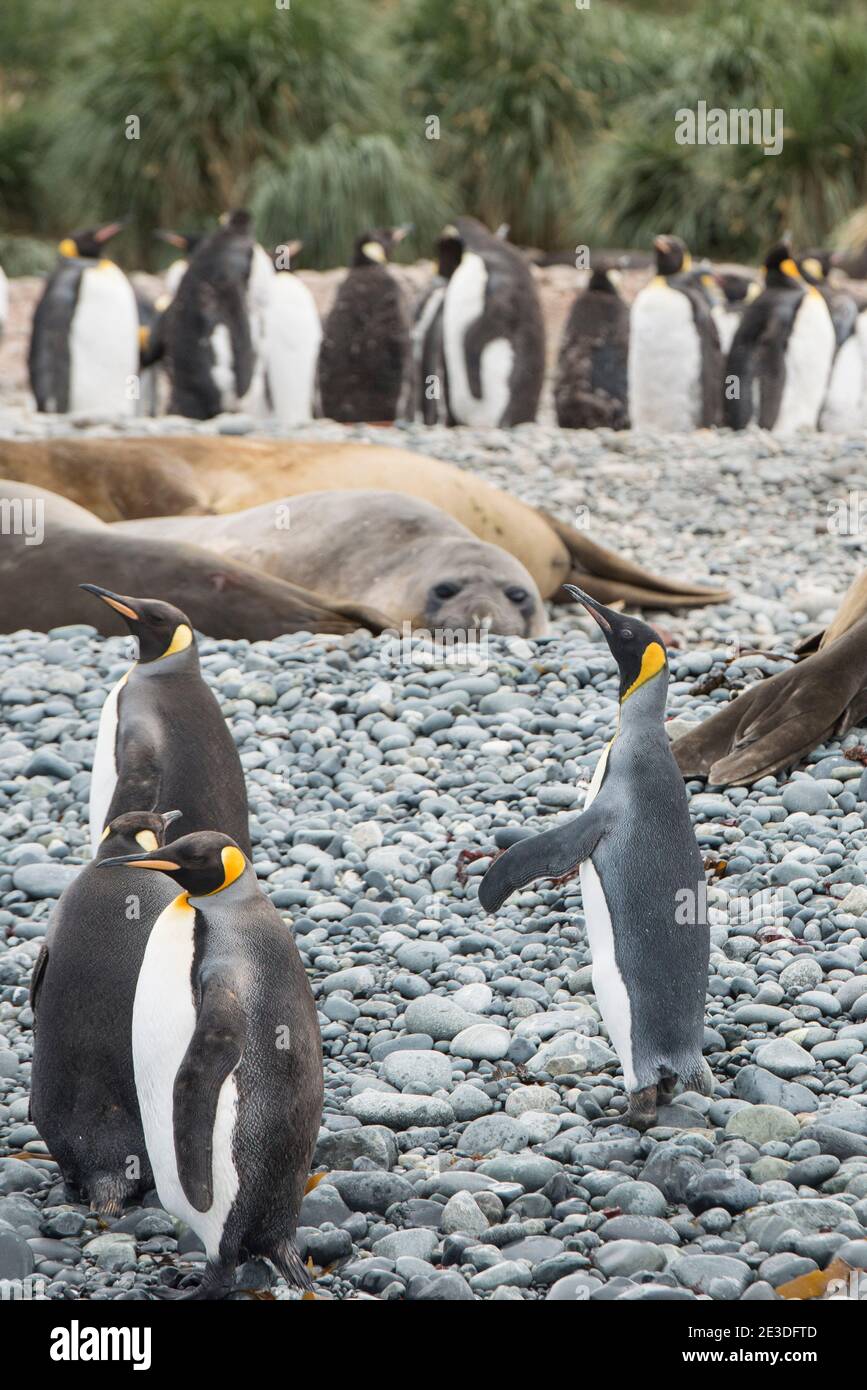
top-left (21, 213), bottom-right (866, 432)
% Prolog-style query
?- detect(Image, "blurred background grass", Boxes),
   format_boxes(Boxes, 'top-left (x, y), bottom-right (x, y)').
top-left (0, 0), bottom-right (865, 271)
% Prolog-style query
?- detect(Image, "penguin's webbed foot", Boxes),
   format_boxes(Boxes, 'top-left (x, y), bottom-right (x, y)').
top-left (154, 1263), bottom-right (235, 1301)
top-left (591, 1083), bottom-right (659, 1132)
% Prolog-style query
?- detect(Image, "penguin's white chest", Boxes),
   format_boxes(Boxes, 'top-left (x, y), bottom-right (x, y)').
top-left (265, 275), bottom-right (322, 424)
top-left (628, 281), bottom-right (701, 430)
top-left (132, 897), bottom-right (240, 1260)
top-left (579, 739), bottom-right (637, 1092)
top-left (69, 263), bottom-right (138, 416)
top-left (820, 333), bottom-right (865, 433)
top-left (775, 291), bottom-right (835, 432)
top-left (89, 668), bottom-right (129, 855)
top-left (443, 252), bottom-right (513, 426)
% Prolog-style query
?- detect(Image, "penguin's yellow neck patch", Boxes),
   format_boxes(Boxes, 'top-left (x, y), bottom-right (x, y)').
top-left (622, 641), bottom-right (666, 703)
top-left (58, 238), bottom-right (77, 258)
top-left (681, 252), bottom-right (692, 271)
top-left (160, 624), bottom-right (193, 659)
top-left (780, 258), bottom-right (801, 280)
top-left (100, 824), bottom-right (111, 843)
top-left (362, 241), bottom-right (386, 264)
top-left (203, 845), bottom-right (247, 896)
top-left (135, 830), bottom-right (159, 852)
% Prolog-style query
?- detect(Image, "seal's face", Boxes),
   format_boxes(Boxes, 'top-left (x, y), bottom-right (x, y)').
top-left (420, 550), bottom-right (547, 638)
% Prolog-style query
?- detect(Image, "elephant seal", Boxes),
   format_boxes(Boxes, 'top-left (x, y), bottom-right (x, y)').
top-left (114, 490), bottom-right (548, 637)
top-left (0, 438), bottom-right (728, 608)
top-left (0, 480), bottom-right (390, 638)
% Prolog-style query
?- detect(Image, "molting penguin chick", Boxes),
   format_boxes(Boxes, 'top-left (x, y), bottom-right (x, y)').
top-left (554, 266), bottom-right (630, 430)
top-left (724, 242), bottom-right (836, 432)
top-left (81, 584), bottom-right (250, 857)
top-left (29, 808), bottom-right (182, 1215)
top-left (479, 586), bottom-right (711, 1129)
top-left (318, 225), bottom-right (413, 422)
top-left (28, 220), bottom-right (138, 416)
top-left (441, 216), bottom-right (545, 426)
top-left (99, 831), bottom-right (323, 1299)
top-left (628, 234), bottom-right (722, 430)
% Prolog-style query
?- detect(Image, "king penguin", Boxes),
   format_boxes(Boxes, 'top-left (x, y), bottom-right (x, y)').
top-left (554, 266), bottom-right (630, 430)
top-left (81, 584), bottom-right (251, 857)
top-left (28, 221), bottom-right (138, 416)
top-left (30, 808), bottom-right (181, 1214)
top-left (479, 586), bottom-right (711, 1129)
top-left (724, 242), bottom-right (836, 432)
top-left (162, 210), bottom-right (257, 419)
top-left (441, 216), bottom-right (544, 426)
top-left (99, 831), bottom-right (323, 1299)
top-left (410, 225), bottom-right (465, 425)
top-left (264, 239), bottom-right (322, 425)
top-left (796, 251), bottom-right (864, 433)
top-left (628, 235), bottom-right (722, 430)
top-left (318, 225), bottom-right (412, 423)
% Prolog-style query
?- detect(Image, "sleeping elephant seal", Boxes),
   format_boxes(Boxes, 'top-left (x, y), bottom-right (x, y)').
top-left (113, 490), bottom-right (548, 637)
top-left (0, 480), bottom-right (390, 638)
top-left (0, 437), bottom-right (728, 609)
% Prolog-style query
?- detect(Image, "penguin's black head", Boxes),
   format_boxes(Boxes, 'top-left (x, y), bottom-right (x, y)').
top-left (588, 267), bottom-right (623, 295)
top-left (718, 271), bottom-right (757, 304)
top-left (80, 585), bottom-right (195, 663)
top-left (437, 225), bottom-right (465, 279)
top-left (653, 235), bottom-right (690, 277)
top-left (352, 225), bottom-right (413, 267)
top-left (96, 809), bottom-right (182, 859)
top-left (797, 249), bottom-right (832, 286)
top-left (565, 585), bottom-right (668, 705)
top-left (59, 221), bottom-right (126, 260)
top-left (99, 831), bottom-right (248, 898)
top-left (764, 242), bottom-right (804, 287)
top-left (221, 209), bottom-right (254, 235)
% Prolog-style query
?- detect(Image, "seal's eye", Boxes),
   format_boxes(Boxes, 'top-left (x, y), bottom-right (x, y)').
top-left (433, 583), bottom-right (460, 601)
top-left (505, 587), bottom-right (529, 605)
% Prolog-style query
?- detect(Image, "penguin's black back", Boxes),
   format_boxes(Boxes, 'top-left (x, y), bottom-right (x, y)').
top-left (164, 222), bottom-right (255, 419)
top-left (112, 663), bottom-right (251, 856)
top-left (668, 272), bottom-right (723, 426)
top-left (724, 287), bottom-right (800, 429)
top-left (554, 273), bottom-right (629, 429)
top-left (28, 260), bottom-right (85, 412)
top-left (319, 264), bottom-right (409, 421)
top-left (30, 858), bottom-right (176, 1205)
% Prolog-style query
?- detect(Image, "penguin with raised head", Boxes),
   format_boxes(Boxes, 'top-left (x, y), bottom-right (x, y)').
top-left (99, 831), bottom-right (323, 1299)
top-left (264, 239), bottom-right (322, 424)
top-left (796, 250), bottom-right (864, 433)
top-left (318, 225), bottom-right (412, 422)
top-left (441, 216), bottom-right (544, 426)
top-left (628, 235), bottom-right (722, 430)
top-left (30, 808), bottom-right (181, 1214)
top-left (411, 225), bottom-right (464, 424)
top-left (554, 265), bottom-right (629, 430)
top-left (81, 585), bottom-right (250, 857)
top-left (154, 228), bottom-right (208, 299)
top-left (724, 242), bottom-right (836, 432)
top-left (162, 209), bottom-right (256, 419)
top-left (28, 221), bottom-right (138, 415)
top-left (479, 586), bottom-right (711, 1130)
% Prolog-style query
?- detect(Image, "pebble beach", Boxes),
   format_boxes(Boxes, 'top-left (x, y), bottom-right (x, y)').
top-left (2, 418), bottom-right (867, 1301)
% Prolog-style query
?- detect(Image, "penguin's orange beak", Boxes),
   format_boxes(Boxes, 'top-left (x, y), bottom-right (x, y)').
top-left (99, 854), bottom-right (181, 871)
top-left (79, 584), bottom-right (139, 621)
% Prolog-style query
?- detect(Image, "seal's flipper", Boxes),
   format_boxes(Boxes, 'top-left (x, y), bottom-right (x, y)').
top-left (478, 806), bottom-right (605, 913)
top-left (173, 976), bottom-right (245, 1213)
top-left (538, 511), bottom-right (729, 609)
top-left (674, 611), bottom-right (867, 785)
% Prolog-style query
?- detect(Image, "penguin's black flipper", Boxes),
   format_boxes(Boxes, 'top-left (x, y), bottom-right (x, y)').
top-left (173, 976), bottom-right (245, 1213)
top-left (29, 943), bottom-right (48, 1017)
top-left (478, 806), bottom-right (605, 914)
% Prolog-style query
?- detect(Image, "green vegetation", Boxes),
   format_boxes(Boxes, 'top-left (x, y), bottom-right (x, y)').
top-left (1, 0), bottom-right (866, 270)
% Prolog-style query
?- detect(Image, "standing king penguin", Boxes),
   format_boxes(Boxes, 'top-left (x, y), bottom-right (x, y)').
top-left (264, 239), bottom-right (322, 425)
top-left (724, 243), bottom-right (836, 432)
top-left (479, 587), bottom-right (711, 1129)
top-left (30, 809), bottom-right (181, 1214)
top-left (411, 225), bottom-right (465, 425)
top-left (100, 831), bottom-right (323, 1299)
top-left (28, 221), bottom-right (138, 416)
top-left (441, 217), bottom-right (544, 426)
top-left (162, 210), bottom-right (257, 419)
top-left (81, 585), bottom-right (250, 857)
top-left (318, 226), bottom-right (412, 422)
top-left (554, 266), bottom-right (630, 430)
top-left (628, 235), bottom-right (722, 431)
